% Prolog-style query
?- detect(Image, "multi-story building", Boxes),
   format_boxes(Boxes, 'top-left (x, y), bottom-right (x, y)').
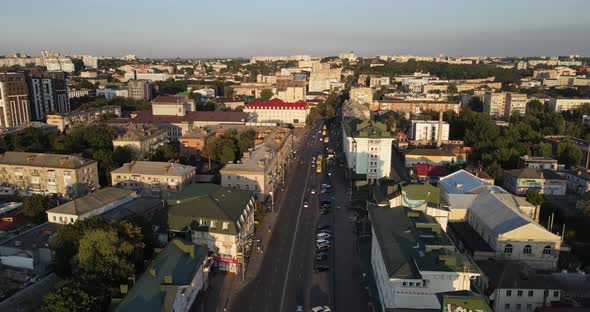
top-left (112, 125), bottom-right (168, 159)
top-left (560, 169), bottom-right (590, 195)
top-left (342, 117), bottom-right (394, 184)
top-left (68, 88), bottom-right (95, 99)
top-left (369, 76), bottom-right (390, 88)
top-left (441, 170), bottom-right (563, 270)
top-left (374, 100), bottom-right (461, 115)
top-left (308, 68), bottom-right (341, 92)
top-left (111, 161), bottom-right (196, 198)
top-left (256, 74), bottom-right (277, 84)
top-left (505, 92), bottom-right (528, 118)
top-left (548, 98), bottom-right (590, 113)
top-left (96, 87), bottom-right (128, 100)
top-left (369, 204), bottom-right (480, 310)
top-left (0, 72), bottom-right (30, 128)
top-left (46, 105), bottom-right (121, 132)
top-left (45, 58), bottom-right (75, 73)
top-left (220, 127), bottom-right (292, 201)
top-left (122, 72), bottom-right (169, 82)
top-left (503, 168), bottom-right (567, 196)
top-left (349, 87), bottom-right (373, 104)
top-left (127, 79), bottom-right (152, 101)
top-left (410, 120), bottom-right (449, 144)
top-left (0, 151), bottom-right (98, 197)
top-left (179, 130), bottom-right (208, 159)
top-left (82, 55), bottom-right (98, 69)
top-left (244, 98), bottom-right (309, 127)
top-left (24, 71), bottom-right (69, 120)
top-left (116, 239), bottom-right (209, 312)
top-left (275, 77), bottom-right (306, 102)
top-left (519, 155), bottom-right (559, 170)
top-left (404, 148), bottom-right (458, 167)
top-left (484, 92), bottom-right (528, 119)
top-left (166, 183), bottom-right (256, 273)
top-left (152, 95), bottom-right (195, 116)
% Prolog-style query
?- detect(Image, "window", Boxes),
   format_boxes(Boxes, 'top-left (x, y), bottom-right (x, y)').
top-left (506, 290), bottom-right (512, 297)
top-left (517, 290), bottom-right (523, 297)
top-left (523, 245), bottom-right (532, 254)
top-left (504, 244), bottom-right (513, 254)
top-left (402, 282), bottom-right (407, 286)
top-left (527, 304), bottom-right (533, 311)
top-left (408, 282), bottom-right (414, 286)
top-left (222, 222), bottom-right (229, 230)
top-left (553, 290), bottom-right (559, 297)
top-left (53, 216), bottom-right (56, 221)
top-left (505, 304), bottom-right (510, 310)
top-left (528, 290), bottom-right (534, 297)
top-left (516, 304), bottom-right (521, 310)
top-left (227, 176), bottom-right (231, 180)
top-left (210, 220), bottom-right (217, 228)
top-left (543, 245), bottom-right (552, 255)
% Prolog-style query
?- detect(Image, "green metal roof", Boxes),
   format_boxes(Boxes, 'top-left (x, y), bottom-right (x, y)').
top-left (402, 183), bottom-right (441, 206)
top-left (166, 183), bottom-right (253, 235)
top-left (115, 239), bottom-right (208, 312)
top-left (441, 291), bottom-right (492, 312)
top-left (368, 205), bottom-right (479, 279)
top-left (343, 117), bottom-right (392, 139)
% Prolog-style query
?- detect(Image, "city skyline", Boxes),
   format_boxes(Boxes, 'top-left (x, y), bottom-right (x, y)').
top-left (1, 0), bottom-right (589, 58)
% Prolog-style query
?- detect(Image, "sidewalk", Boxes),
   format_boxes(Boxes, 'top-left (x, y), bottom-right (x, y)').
top-left (198, 129), bottom-right (306, 312)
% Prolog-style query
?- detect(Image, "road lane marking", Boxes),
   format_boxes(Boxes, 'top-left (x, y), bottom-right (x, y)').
top-left (279, 143), bottom-right (314, 312)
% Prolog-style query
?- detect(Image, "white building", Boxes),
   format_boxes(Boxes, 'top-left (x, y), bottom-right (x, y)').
top-left (410, 120), bottom-right (449, 143)
top-left (369, 204), bottom-right (480, 310)
top-left (370, 76), bottom-right (390, 88)
top-left (45, 58), bottom-right (75, 73)
top-left (192, 87), bottom-right (215, 98)
top-left (244, 98), bottom-right (309, 127)
top-left (548, 98), bottom-right (590, 113)
top-left (309, 68), bottom-right (341, 92)
top-left (82, 55), bottom-right (98, 69)
top-left (342, 118), bottom-right (394, 184)
top-left (96, 88), bottom-right (128, 100)
top-left (151, 95), bottom-right (195, 117)
top-left (123, 72), bottom-right (169, 82)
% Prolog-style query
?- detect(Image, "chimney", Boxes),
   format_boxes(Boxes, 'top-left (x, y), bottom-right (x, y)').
top-left (436, 111), bottom-right (443, 148)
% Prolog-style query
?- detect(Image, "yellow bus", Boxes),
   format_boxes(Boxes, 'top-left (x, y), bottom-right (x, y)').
top-left (322, 124), bottom-right (327, 137)
top-left (316, 155), bottom-right (323, 173)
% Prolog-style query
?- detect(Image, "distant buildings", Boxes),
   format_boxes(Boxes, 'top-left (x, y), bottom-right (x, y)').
top-left (519, 155), bottom-right (559, 170)
top-left (404, 148), bottom-right (457, 167)
top-left (123, 71), bottom-right (169, 82)
top-left (96, 87), bottom-right (128, 100)
top-left (45, 58), bottom-right (75, 73)
top-left (369, 204), bottom-right (480, 310)
top-left (152, 95), bottom-right (195, 116)
top-left (374, 99), bottom-right (461, 115)
top-left (369, 76), bottom-right (390, 88)
top-left (308, 67), bottom-right (341, 92)
top-left (24, 71), bottom-right (70, 120)
top-left (250, 55), bottom-right (311, 63)
top-left (112, 124), bottom-right (168, 158)
top-left (548, 98), bottom-right (590, 113)
top-left (275, 76), bottom-right (306, 102)
top-left (342, 117), bottom-right (394, 183)
top-left (410, 120), bottom-right (449, 144)
top-left (220, 127), bottom-right (293, 201)
top-left (0, 151), bottom-right (98, 197)
top-left (179, 130), bottom-right (207, 159)
top-left (0, 72), bottom-right (30, 128)
top-left (349, 87), bottom-right (373, 104)
top-left (244, 98), bottom-right (309, 127)
top-left (166, 183), bottom-right (256, 273)
top-left (111, 161), bottom-right (196, 197)
top-left (82, 55), bottom-right (98, 69)
top-left (46, 105), bottom-right (122, 132)
top-left (115, 239), bottom-right (210, 312)
top-left (483, 92), bottom-right (528, 119)
top-left (127, 79), bottom-right (152, 101)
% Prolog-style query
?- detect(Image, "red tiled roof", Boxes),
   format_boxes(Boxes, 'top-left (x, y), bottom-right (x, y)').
top-left (415, 164), bottom-right (448, 177)
top-left (130, 110), bottom-right (247, 124)
top-left (0, 210), bottom-right (27, 231)
top-left (245, 98), bottom-right (308, 110)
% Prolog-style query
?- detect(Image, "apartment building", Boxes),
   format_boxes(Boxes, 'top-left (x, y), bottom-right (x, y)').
top-left (374, 100), bottom-right (461, 115)
top-left (127, 79), bottom-right (152, 101)
top-left (309, 68), bottom-right (341, 92)
top-left (349, 87), bottom-right (373, 104)
top-left (548, 98), bottom-right (590, 113)
top-left (244, 98), bottom-right (309, 127)
top-left (505, 92), bottom-right (528, 118)
top-left (410, 120), bottom-right (449, 144)
top-left (369, 205), bottom-right (480, 310)
top-left (220, 127), bottom-right (292, 201)
top-left (342, 118), bottom-right (394, 184)
top-left (369, 76), bottom-right (390, 88)
top-left (179, 130), bottom-right (208, 159)
top-left (0, 151), bottom-right (98, 197)
top-left (45, 58), bottom-right (74, 73)
top-left (503, 168), bottom-right (566, 196)
top-left (112, 124), bottom-right (168, 159)
top-left (46, 105), bottom-right (121, 132)
top-left (166, 183), bottom-right (256, 273)
top-left (111, 161), bottom-right (196, 198)
top-left (275, 77), bottom-right (306, 102)
top-left (0, 72), bottom-right (30, 128)
top-left (484, 92), bottom-right (528, 119)
top-left (152, 95), bottom-right (195, 116)
top-left (24, 71), bottom-right (70, 120)
top-left (122, 72), bottom-right (169, 82)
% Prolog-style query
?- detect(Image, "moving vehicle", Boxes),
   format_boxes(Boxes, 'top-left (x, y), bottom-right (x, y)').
top-left (310, 187), bottom-right (316, 195)
top-left (316, 155), bottom-right (323, 174)
top-left (311, 306), bottom-right (331, 312)
top-left (303, 201), bottom-right (309, 208)
top-left (319, 208), bottom-right (329, 215)
top-left (316, 232), bottom-right (331, 240)
top-left (296, 306), bottom-right (303, 312)
top-left (314, 265), bottom-right (330, 273)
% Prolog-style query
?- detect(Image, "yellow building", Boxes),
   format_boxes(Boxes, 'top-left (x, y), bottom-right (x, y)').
top-left (112, 125), bottom-right (168, 159)
top-left (0, 151), bottom-right (99, 197)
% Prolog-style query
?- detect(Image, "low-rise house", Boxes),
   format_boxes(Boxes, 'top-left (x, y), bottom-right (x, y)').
top-left (404, 148), bottom-right (457, 167)
top-left (0, 151), bottom-right (99, 198)
top-left (0, 222), bottom-right (61, 274)
top-left (369, 204), bottom-right (480, 310)
top-left (166, 184), bottom-right (256, 273)
top-left (560, 169), bottom-right (590, 195)
top-left (46, 105), bottom-right (122, 132)
top-left (112, 125), bottom-right (168, 159)
top-left (115, 239), bottom-right (210, 312)
top-left (412, 164), bottom-right (448, 183)
top-left (179, 130), bottom-right (208, 159)
top-left (216, 97), bottom-right (245, 110)
top-left (503, 168), bottom-right (566, 196)
top-left (111, 161), bottom-right (196, 198)
top-left (519, 156), bottom-right (559, 170)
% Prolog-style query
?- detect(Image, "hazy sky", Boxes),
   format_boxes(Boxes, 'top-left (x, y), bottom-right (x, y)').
top-left (1, 0), bottom-right (589, 58)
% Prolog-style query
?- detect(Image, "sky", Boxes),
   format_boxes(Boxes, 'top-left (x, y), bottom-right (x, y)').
top-left (1, 0), bottom-right (589, 58)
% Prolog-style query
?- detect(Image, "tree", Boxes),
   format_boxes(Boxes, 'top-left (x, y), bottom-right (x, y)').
top-left (112, 146), bottom-right (137, 164)
top-left (447, 84), bottom-right (458, 94)
top-left (23, 194), bottom-right (56, 224)
top-left (526, 190), bottom-right (545, 221)
top-left (556, 137), bottom-right (583, 168)
top-left (237, 129), bottom-right (256, 153)
top-left (259, 89), bottom-right (274, 101)
top-left (149, 144), bottom-right (179, 161)
top-left (219, 143), bottom-right (237, 164)
top-left (467, 97), bottom-right (483, 112)
top-left (42, 280), bottom-right (101, 312)
top-left (92, 150), bottom-right (117, 187)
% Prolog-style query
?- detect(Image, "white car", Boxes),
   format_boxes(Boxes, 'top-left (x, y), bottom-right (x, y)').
top-left (311, 306), bottom-right (331, 312)
top-left (316, 232), bottom-right (331, 240)
top-left (303, 201), bottom-right (309, 208)
top-left (316, 239), bottom-right (330, 248)
top-left (311, 188), bottom-right (316, 195)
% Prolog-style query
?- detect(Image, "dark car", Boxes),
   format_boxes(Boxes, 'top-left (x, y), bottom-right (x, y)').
top-left (316, 252), bottom-right (328, 261)
top-left (314, 265), bottom-right (330, 273)
top-left (318, 229), bottom-right (332, 235)
top-left (317, 224), bottom-right (330, 230)
top-left (320, 208), bottom-right (329, 215)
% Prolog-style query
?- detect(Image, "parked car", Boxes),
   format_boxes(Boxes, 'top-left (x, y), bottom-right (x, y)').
top-left (316, 245), bottom-right (330, 251)
top-left (316, 252), bottom-right (328, 261)
top-left (320, 208), bottom-right (329, 215)
top-left (296, 305), bottom-right (303, 312)
top-left (317, 224), bottom-right (330, 230)
top-left (311, 306), bottom-right (331, 312)
top-left (303, 201), bottom-right (309, 208)
top-left (314, 265), bottom-right (330, 273)
top-left (316, 240), bottom-right (330, 248)
top-left (316, 232), bottom-right (331, 240)
top-left (318, 229), bottom-right (332, 235)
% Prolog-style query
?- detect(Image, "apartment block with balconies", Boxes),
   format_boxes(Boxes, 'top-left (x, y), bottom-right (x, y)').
top-left (111, 161), bottom-right (196, 198)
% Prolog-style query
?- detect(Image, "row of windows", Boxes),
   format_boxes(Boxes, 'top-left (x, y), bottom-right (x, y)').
top-left (227, 183), bottom-right (259, 190)
top-left (504, 244), bottom-right (552, 255)
top-left (401, 280), bottom-right (427, 287)
top-left (506, 289), bottom-right (559, 298)
top-left (199, 219), bottom-right (230, 230)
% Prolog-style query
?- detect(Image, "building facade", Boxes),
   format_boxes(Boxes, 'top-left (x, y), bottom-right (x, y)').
top-left (275, 77), bottom-right (306, 102)
top-left (0, 72), bottom-right (30, 128)
top-left (503, 168), bottom-right (566, 196)
top-left (127, 79), bottom-right (152, 101)
top-left (410, 120), bottom-right (450, 143)
top-left (46, 105), bottom-right (121, 132)
top-left (548, 98), bottom-right (590, 113)
top-left (0, 151), bottom-right (98, 197)
top-left (111, 161), bottom-right (196, 198)
top-left (25, 71), bottom-right (70, 120)
top-left (244, 99), bottom-right (309, 127)
top-left (112, 125), bottom-right (168, 159)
